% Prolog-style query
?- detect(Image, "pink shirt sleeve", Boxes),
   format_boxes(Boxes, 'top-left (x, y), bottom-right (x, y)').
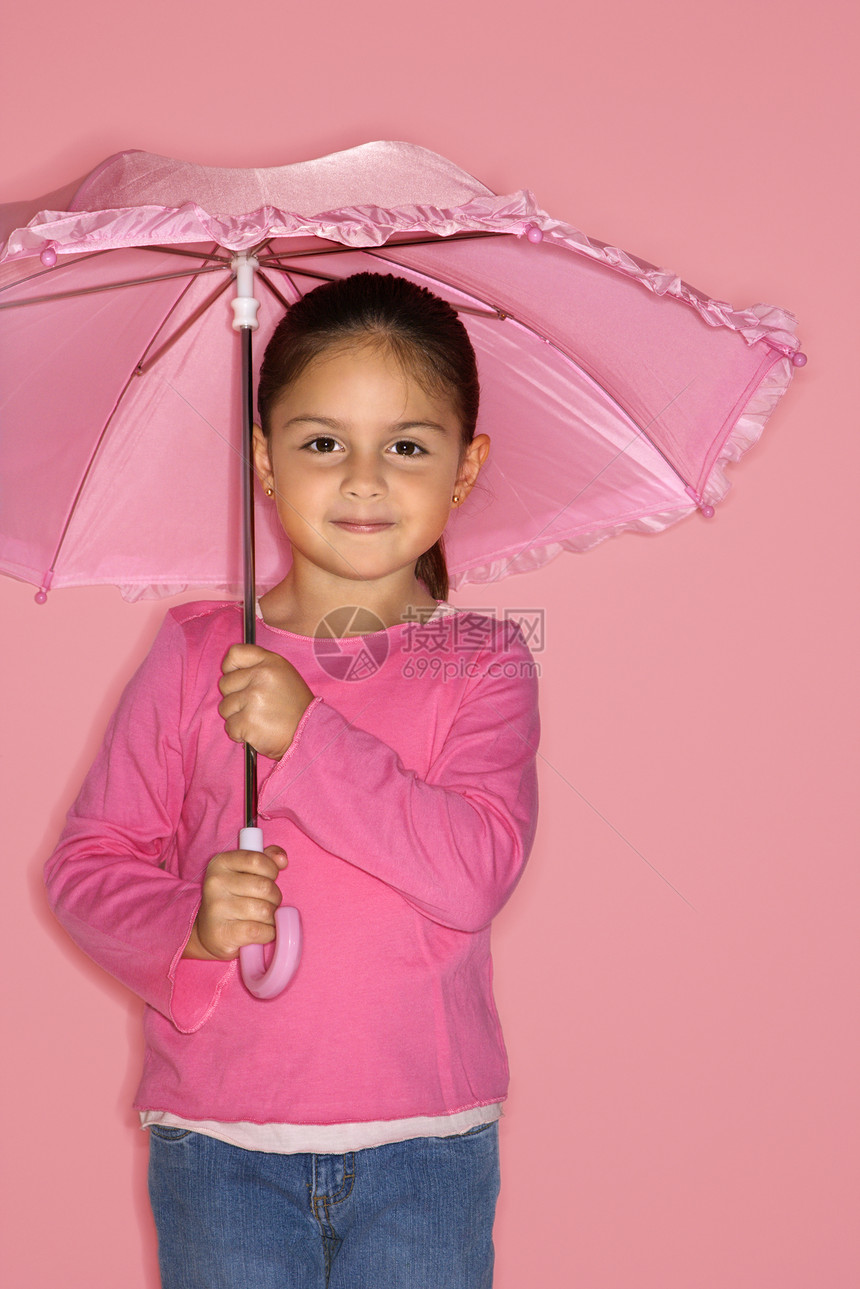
top-left (43, 615), bottom-right (233, 1033)
top-left (257, 624), bottom-right (540, 933)
top-left (44, 612), bottom-right (540, 1035)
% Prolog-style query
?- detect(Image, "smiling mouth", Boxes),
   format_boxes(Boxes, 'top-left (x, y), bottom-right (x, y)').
top-left (331, 520), bottom-right (395, 533)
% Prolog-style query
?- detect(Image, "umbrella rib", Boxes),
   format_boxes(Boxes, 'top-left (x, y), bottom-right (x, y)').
top-left (0, 242), bottom-right (230, 303)
top-left (30, 245), bottom-right (233, 583)
top-left (256, 269), bottom-right (298, 310)
top-left (0, 262), bottom-right (228, 310)
top-left (258, 258), bottom-right (503, 319)
top-left (260, 263), bottom-right (353, 288)
top-left (134, 243), bottom-right (237, 374)
top-left (254, 229), bottom-right (506, 268)
top-left (0, 247), bottom-right (118, 297)
top-left (135, 275), bottom-right (235, 376)
top-left (135, 245), bottom-right (233, 264)
top-left (37, 354), bottom-right (161, 593)
top-left (361, 248), bottom-right (702, 494)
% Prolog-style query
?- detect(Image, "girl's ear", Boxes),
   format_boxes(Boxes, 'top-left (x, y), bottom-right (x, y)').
top-left (253, 424), bottom-right (274, 493)
top-left (453, 433), bottom-right (491, 505)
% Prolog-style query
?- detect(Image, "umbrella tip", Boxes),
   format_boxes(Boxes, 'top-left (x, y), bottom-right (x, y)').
top-left (35, 589), bottom-right (48, 604)
top-left (685, 485), bottom-right (715, 518)
top-left (525, 224), bottom-right (543, 244)
top-left (40, 243), bottom-right (58, 267)
top-left (791, 351), bottom-right (808, 367)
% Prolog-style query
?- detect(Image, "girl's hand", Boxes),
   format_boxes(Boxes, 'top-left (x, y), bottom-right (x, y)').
top-left (183, 845), bottom-right (289, 960)
top-left (218, 644), bottom-right (315, 760)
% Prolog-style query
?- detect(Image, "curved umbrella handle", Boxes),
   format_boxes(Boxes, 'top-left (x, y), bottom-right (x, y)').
top-left (237, 827), bottom-right (302, 999)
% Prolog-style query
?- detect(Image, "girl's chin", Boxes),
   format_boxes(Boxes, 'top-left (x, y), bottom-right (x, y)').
top-left (285, 556), bottom-right (429, 593)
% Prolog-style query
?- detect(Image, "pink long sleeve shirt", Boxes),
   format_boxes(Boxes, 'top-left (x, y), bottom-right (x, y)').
top-left (45, 601), bottom-right (540, 1126)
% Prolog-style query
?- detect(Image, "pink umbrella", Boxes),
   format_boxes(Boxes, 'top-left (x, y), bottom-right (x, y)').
top-left (0, 140), bottom-right (805, 995)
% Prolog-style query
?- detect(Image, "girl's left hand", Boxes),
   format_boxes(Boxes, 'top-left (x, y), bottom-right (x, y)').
top-left (218, 644), bottom-right (315, 760)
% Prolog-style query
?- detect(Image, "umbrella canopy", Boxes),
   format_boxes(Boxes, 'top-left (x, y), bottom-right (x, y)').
top-left (0, 140), bottom-right (804, 602)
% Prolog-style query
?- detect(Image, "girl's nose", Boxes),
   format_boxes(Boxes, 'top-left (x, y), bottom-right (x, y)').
top-left (341, 455), bottom-right (386, 499)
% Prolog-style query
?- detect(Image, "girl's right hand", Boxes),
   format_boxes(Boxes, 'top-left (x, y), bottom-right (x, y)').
top-left (183, 845), bottom-right (288, 960)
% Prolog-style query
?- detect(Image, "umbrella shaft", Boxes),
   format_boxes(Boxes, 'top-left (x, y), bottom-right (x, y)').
top-left (241, 325), bottom-right (258, 830)
top-left (244, 746), bottom-right (258, 832)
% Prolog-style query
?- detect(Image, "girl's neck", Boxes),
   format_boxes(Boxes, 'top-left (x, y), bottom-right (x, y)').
top-left (258, 568), bottom-right (439, 638)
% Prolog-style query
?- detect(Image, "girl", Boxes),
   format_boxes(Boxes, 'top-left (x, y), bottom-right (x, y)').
top-left (45, 272), bottom-right (540, 1288)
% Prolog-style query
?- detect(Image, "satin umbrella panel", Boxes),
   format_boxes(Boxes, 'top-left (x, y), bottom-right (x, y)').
top-left (0, 141), bottom-right (806, 996)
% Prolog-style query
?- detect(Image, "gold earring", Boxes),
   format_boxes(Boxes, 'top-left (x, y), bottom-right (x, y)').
top-left (452, 493), bottom-right (460, 504)
top-left (265, 485), bottom-right (274, 497)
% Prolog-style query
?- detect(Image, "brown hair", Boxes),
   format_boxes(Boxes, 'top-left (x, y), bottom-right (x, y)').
top-left (257, 272), bottom-right (480, 601)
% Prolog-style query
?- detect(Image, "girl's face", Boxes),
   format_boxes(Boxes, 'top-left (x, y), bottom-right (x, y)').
top-left (254, 341), bottom-right (488, 599)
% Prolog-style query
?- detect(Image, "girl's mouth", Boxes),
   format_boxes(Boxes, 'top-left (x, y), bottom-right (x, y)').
top-left (331, 521), bottom-right (394, 534)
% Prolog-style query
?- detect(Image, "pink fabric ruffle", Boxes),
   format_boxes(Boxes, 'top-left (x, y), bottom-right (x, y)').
top-left (1, 140), bottom-right (800, 357)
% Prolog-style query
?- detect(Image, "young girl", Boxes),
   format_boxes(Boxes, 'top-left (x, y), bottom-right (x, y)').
top-left (45, 272), bottom-right (540, 1289)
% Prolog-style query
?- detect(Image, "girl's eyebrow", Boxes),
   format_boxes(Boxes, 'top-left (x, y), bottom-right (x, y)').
top-left (397, 420), bottom-right (449, 435)
top-left (283, 415), bottom-right (450, 435)
top-left (283, 416), bottom-right (342, 431)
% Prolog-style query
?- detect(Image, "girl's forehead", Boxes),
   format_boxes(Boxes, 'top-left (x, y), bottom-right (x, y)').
top-left (271, 340), bottom-right (459, 422)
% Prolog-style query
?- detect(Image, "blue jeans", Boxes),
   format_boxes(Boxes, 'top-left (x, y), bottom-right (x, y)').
top-left (148, 1123), bottom-right (499, 1288)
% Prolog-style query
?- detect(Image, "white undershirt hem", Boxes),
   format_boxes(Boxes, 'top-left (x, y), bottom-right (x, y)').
top-left (140, 1103), bottom-right (503, 1154)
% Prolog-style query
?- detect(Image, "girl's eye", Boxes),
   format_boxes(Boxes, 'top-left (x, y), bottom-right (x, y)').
top-left (304, 436), bottom-right (341, 453)
top-left (301, 437), bottom-right (426, 457)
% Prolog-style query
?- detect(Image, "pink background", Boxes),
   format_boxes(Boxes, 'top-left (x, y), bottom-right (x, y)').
top-left (2, 2), bottom-right (857, 1285)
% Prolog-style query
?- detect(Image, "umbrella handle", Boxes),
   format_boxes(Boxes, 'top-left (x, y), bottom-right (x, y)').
top-left (237, 827), bottom-right (302, 999)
